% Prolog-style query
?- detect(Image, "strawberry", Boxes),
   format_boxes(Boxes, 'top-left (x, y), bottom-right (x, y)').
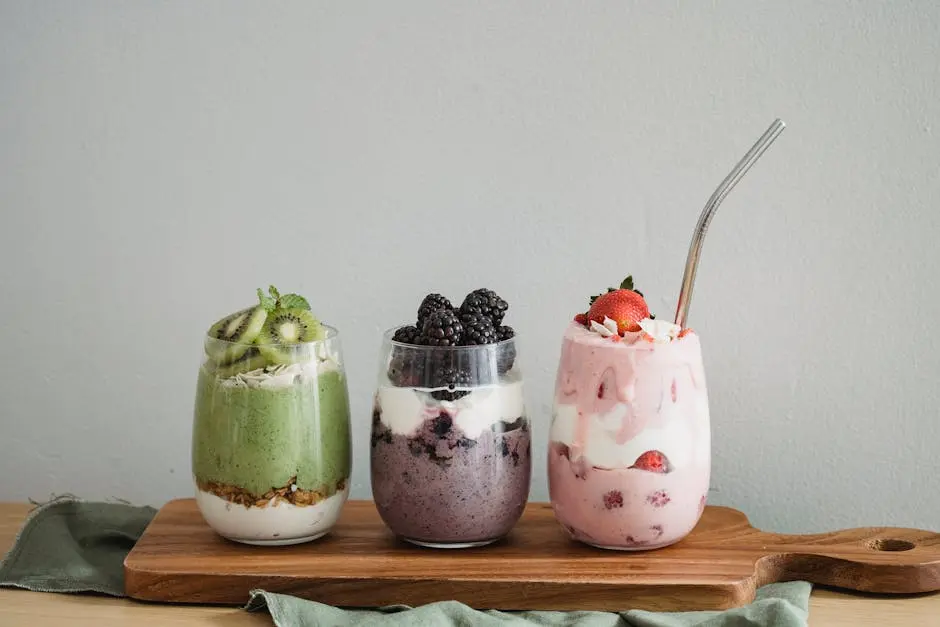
top-left (646, 490), bottom-right (671, 508)
top-left (578, 276), bottom-right (653, 334)
top-left (587, 289), bottom-right (649, 334)
top-left (603, 490), bottom-right (624, 509)
top-left (631, 450), bottom-right (670, 473)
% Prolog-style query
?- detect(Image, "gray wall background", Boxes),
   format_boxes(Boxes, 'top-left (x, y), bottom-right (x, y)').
top-left (1, 1), bottom-right (937, 534)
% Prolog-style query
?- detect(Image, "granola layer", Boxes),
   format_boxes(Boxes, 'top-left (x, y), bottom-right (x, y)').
top-left (196, 476), bottom-right (347, 508)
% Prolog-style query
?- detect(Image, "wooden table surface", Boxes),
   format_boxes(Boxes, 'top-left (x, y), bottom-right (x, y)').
top-left (1, 502), bottom-right (938, 626)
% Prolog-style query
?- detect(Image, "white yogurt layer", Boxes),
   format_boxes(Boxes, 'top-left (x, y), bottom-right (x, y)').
top-left (196, 484), bottom-right (349, 545)
top-left (221, 357), bottom-right (341, 390)
top-left (550, 401), bottom-right (709, 470)
top-left (377, 375), bottom-right (525, 439)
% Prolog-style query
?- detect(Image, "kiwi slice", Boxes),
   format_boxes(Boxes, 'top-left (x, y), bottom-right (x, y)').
top-left (208, 349), bottom-right (269, 378)
top-left (206, 306), bottom-right (268, 364)
top-left (256, 308), bottom-right (325, 364)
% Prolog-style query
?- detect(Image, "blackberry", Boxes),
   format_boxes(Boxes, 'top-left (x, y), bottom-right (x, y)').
top-left (429, 365), bottom-right (473, 401)
top-left (496, 325), bottom-right (516, 375)
top-left (392, 325), bottom-right (421, 344)
top-left (408, 411), bottom-right (465, 467)
top-left (497, 351), bottom-right (516, 375)
top-left (371, 407), bottom-right (392, 447)
top-left (432, 413), bottom-right (453, 436)
top-left (420, 309), bottom-right (463, 347)
top-left (459, 288), bottom-right (509, 326)
top-left (459, 312), bottom-right (497, 345)
top-left (417, 293), bottom-right (453, 328)
top-left (387, 350), bottom-right (425, 386)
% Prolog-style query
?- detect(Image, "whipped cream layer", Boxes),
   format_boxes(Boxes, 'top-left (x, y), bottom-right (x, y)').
top-left (551, 322), bottom-right (709, 470)
top-left (378, 372), bottom-right (525, 439)
top-left (550, 402), bottom-right (708, 470)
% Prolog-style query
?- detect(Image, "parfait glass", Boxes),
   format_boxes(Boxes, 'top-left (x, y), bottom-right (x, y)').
top-left (370, 328), bottom-right (531, 548)
top-left (548, 324), bottom-right (710, 550)
top-left (192, 327), bottom-right (352, 545)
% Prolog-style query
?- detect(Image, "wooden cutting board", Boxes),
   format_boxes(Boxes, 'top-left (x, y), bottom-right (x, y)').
top-left (124, 498), bottom-right (940, 611)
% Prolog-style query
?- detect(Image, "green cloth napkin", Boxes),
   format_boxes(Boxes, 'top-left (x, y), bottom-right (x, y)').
top-left (0, 497), bottom-right (811, 626)
top-left (247, 583), bottom-right (811, 627)
top-left (0, 496), bottom-right (156, 596)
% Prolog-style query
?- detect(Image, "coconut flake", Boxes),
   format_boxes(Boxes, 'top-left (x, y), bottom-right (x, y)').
top-left (219, 362), bottom-right (322, 389)
top-left (589, 320), bottom-right (615, 337)
top-left (638, 318), bottom-right (681, 344)
top-left (602, 317), bottom-right (619, 335)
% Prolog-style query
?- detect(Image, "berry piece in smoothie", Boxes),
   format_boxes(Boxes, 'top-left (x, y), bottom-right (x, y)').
top-left (603, 490), bottom-right (624, 509)
top-left (646, 490), bottom-right (671, 507)
top-left (631, 450), bottom-right (671, 474)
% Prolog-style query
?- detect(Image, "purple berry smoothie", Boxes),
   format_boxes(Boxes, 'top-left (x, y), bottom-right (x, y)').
top-left (371, 407), bottom-right (531, 547)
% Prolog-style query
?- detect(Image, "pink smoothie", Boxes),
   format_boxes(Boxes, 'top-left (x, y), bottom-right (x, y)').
top-left (548, 322), bottom-right (710, 550)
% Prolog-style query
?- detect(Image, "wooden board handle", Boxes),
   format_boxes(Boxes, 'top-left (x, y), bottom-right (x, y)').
top-left (701, 511), bottom-right (940, 594)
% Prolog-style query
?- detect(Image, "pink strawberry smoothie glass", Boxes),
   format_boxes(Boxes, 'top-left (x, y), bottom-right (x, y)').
top-left (549, 117), bottom-right (786, 550)
top-left (547, 320), bottom-right (710, 550)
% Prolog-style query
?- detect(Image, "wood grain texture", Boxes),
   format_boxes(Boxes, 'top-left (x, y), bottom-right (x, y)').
top-left (123, 499), bottom-right (940, 612)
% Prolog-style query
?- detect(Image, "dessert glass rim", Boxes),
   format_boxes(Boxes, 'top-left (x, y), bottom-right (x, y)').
top-left (204, 323), bottom-right (340, 348)
top-left (384, 324), bottom-right (515, 351)
top-left (565, 321), bottom-right (698, 352)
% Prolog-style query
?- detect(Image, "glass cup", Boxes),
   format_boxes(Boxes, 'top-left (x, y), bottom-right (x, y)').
top-left (548, 323), bottom-right (711, 550)
top-left (192, 326), bottom-right (352, 546)
top-left (370, 327), bottom-right (531, 548)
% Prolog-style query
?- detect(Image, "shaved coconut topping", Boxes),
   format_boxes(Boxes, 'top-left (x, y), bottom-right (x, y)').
top-left (638, 318), bottom-right (682, 344)
top-left (589, 320), bottom-right (615, 337)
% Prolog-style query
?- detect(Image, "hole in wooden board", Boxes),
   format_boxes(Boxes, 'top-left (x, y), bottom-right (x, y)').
top-left (867, 538), bottom-right (915, 552)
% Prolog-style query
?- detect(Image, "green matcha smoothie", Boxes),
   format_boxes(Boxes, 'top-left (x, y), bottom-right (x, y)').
top-left (191, 286), bottom-right (352, 545)
top-left (192, 363), bottom-right (351, 499)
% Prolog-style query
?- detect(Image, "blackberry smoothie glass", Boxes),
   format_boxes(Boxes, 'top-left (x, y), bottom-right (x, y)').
top-left (370, 329), bottom-right (531, 548)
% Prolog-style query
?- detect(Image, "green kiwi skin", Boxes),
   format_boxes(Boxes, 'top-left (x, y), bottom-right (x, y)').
top-left (256, 308), bottom-right (324, 364)
top-left (208, 308), bottom-right (250, 340)
top-left (205, 306), bottom-right (269, 365)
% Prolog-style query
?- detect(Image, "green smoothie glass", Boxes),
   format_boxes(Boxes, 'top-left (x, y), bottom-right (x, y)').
top-left (192, 325), bottom-right (352, 546)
